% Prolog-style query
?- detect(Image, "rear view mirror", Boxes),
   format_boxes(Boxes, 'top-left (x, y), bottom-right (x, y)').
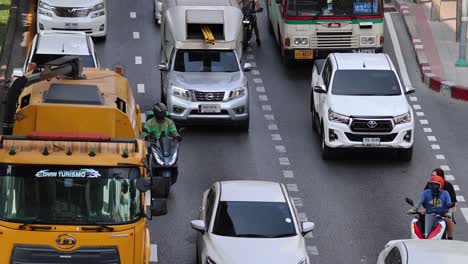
top-left (313, 85), bottom-right (327, 94)
top-left (405, 197), bottom-right (414, 207)
top-left (13, 69), bottom-right (24, 77)
top-left (151, 198), bottom-right (168, 216)
top-left (301, 222), bottom-right (315, 236)
top-left (136, 178), bottom-right (152, 192)
top-left (191, 220), bottom-right (206, 233)
top-left (158, 63), bottom-right (169, 71)
top-left (243, 63), bottom-right (252, 72)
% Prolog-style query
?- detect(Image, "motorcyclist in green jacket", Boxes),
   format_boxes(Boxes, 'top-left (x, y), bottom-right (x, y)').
top-left (143, 102), bottom-right (182, 142)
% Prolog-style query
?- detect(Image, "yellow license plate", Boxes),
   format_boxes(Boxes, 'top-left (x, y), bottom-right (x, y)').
top-left (295, 50), bottom-right (313, 59)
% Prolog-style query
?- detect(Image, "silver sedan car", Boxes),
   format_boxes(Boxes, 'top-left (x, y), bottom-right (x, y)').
top-left (191, 180), bottom-right (315, 264)
top-left (153, 0), bottom-right (162, 24)
top-left (377, 239), bottom-right (468, 263)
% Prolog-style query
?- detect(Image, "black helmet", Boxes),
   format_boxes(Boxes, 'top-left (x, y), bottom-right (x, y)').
top-left (153, 102), bottom-right (167, 121)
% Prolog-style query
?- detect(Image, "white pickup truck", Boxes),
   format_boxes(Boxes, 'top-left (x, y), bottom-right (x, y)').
top-left (310, 53), bottom-right (415, 160)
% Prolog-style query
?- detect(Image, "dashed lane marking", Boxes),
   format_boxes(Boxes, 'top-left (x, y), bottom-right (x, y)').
top-left (446, 175), bottom-right (455, 181)
top-left (249, 62), bottom-right (257, 68)
top-left (258, 95), bottom-right (268, 101)
top-left (435, 154), bottom-right (445, 160)
top-left (410, 96), bottom-right (418, 101)
top-left (427, 136), bottom-right (437, 141)
top-left (423, 127), bottom-right (432, 133)
top-left (298, 212), bottom-right (308, 222)
top-left (287, 184), bottom-right (299, 192)
top-left (420, 119), bottom-right (429, 125)
top-left (431, 144), bottom-right (440, 150)
top-left (246, 54), bottom-right (255, 60)
top-left (264, 114), bottom-right (275, 121)
top-left (279, 157), bottom-right (290, 165)
top-left (307, 246), bottom-right (320, 256)
top-left (253, 78), bottom-right (263, 84)
top-left (150, 244), bottom-right (158, 262)
top-left (461, 208), bottom-right (468, 224)
top-left (130, 12), bottom-right (136, 19)
top-left (137, 84), bottom-right (145, 93)
top-left (412, 104), bottom-right (422, 110)
top-left (416, 112), bottom-right (425, 116)
top-left (275, 145), bottom-right (286, 153)
top-left (133, 32), bottom-right (140, 39)
top-left (135, 56), bottom-right (142, 64)
top-left (291, 197), bottom-right (303, 206)
top-left (440, 165), bottom-right (451, 171)
top-left (305, 232), bottom-right (314, 239)
top-left (268, 124), bottom-right (279, 131)
top-left (457, 196), bottom-right (466, 202)
top-left (454, 185), bottom-right (460, 191)
top-left (251, 69), bottom-right (260, 75)
top-left (262, 105), bottom-right (272, 111)
top-left (282, 170), bottom-right (294, 178)
top-left (271, 134), bottom-right (282, 141)
top-left (256, 86), bottom-right (265, 92)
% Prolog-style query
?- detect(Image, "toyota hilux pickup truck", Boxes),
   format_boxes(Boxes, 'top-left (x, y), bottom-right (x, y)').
top-left (311, 53), bottom-right (415, 160)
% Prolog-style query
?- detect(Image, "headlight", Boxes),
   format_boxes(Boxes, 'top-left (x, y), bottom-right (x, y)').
top-left (228, 86), bottom-right (247, 100)
top-left (38, 9), bottom-right (53, 17)
top-left (91, 10), bottom-right (105, 18)
top-left (361, 36), bottom-right (376, 45)
top-left (206, 256), bottom-right (216, 264)
top-left (394, 111), bottom-right (411, 124)
top-left (92, 2), bottom-right (105, 11)
top-left (328, 109), bottom-right (350, 124)
top-left (38, 1), bottom-right (55, 11)
top-left (294, 37), bottom-right (308, 45)
top-left (171, 86), bottom-right (192, 101)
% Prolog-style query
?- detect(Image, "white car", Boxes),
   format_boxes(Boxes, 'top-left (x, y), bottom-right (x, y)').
top-left (37, 0), bottom-right (107, 38)
top-left (15, 31), bottom-right (99, 77)
top-left (311, 53), bottom-right (415, 161)
top-left (377, 239), bottom-right (468, 263)
top-left (154, 0), bottom-right (162, 24)
top-left (191, 180), bottom-right (314, 264)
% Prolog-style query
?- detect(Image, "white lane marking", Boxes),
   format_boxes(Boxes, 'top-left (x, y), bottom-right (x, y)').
top-left (297, 212), bottom-right (308, 222)
top-left (412, 104), bottom-right (422, 110)
top-left (264, 114), bottom-right (275, 121)
top-left (130, 12), bottom-right (136, 19)
top-left (137, 84), bottom-right (145, 93)
top-left (268, 124), bottom-right (279, 130)
top-left (287, 184), bottom-right (299, 192)
top-left (305, 232), bottom-right (314, 239)
top-left (275, 145), bottom-right (286, 153)
top-left (446, 175), bottom-right (455, 181)
top-left (135, 56), bottom-right (142, 64)
top-left (416, 112), bottom-right (425, 116)
top-left (246, 46), bottom-right (253, 52)
top-left (279, 157), bottom-right (290, 165)
top-left (133, 32), bottom-right (140, 39)
top-left (454, 185), bottom-right (460, 191)
top-left (435, 154), bottom-right (445, 160)
top-left (282, 170), bottom-right (294, 178)
top-left (252, 69), bottom-right (261, 75)
top-left (249, 62), bottom-right (257, 67)
top-left (258, 95), bottom-right (268, 101)
top-left (291, 197), bottom-right (303, 206)
top-left (262, 105), bottom-right (272, 111)
top-left (410, 96), bottom-right (418, 101)
top-left (253, 78), bottom-right (263, 84)
top-left (461, 208), bottom-right (468, 223)
top-left (256, 86), bottom-right (266, 92)
top-left (420, 119), bottom-right (429, 125)
top-left (385, 13), bottom-right (411, 86)
top-left (440, 165), bottom-right (451, 171)
top-left (271, 134), bottom-right (282, 141)
top-left (307, 246), bottom-right (320, 256)
top-left (431, 144), bottom-right (440, 150)
top-left (427, 136), bottom-right (437, 141)
top-left (150, 244), bottom-right (158, 262)
top-left (423, 127), bottom-right (432, 133)
top-left (457, 196), bottom-right (466, 202)
top-left (246, 54), bottom-right (255, 60)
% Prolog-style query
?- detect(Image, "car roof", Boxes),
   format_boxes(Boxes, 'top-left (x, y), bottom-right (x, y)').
top-left (402, 240), bottom-right (468, 262)
top-left (219, 181), bottom-right (286, 202)
top-left (36, 31), bottom-right (91, 56)
top-left (332, 53), bottom-right (392, 70)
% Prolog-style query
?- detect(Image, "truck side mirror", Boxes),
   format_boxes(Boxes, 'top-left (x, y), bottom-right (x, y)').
top-left (151, 198), bottom-right (168, 216)
top-left (243, 63), bottom-right (252, 72)
top-left (158, 63), bottom-right (169, 71)
top-left (191, 220), bottom-right (206, 234)
top-left (313, 85), bottom-right (327, 94)
top-left (302, 222), bottom-right (315, 236)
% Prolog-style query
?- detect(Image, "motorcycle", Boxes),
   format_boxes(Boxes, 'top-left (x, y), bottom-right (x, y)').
top-left (241, 1), bottom-right (263, 49)
top-left (405, 197), bottom-right (455, 240)
top-left (143, 128), bottom-right (180, 198)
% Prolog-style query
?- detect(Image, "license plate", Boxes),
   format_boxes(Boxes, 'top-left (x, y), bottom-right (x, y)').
top-left (65, 23), bottom-right (79, 28)
top-left (353, 49), bottom-right (375, 53)
top-left (199, 104), bottom-right (221, 113)
top-left (294, 50), bottom-right (314, 59)
top-left (363, 137), bottom-right (380, 146)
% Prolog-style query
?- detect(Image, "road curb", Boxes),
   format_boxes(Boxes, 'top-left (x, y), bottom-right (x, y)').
top-left (394, 0), bottom-right (468, 101)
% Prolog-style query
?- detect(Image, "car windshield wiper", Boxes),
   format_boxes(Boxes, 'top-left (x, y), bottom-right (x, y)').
top-left (18, 217), bottom-right (52, 230)
top-left (236, 234), bottom-right (271, 238)
top-left (268, 233), bottom-right (296, 238)
top-left (81, 222), bottom-right (115, 232)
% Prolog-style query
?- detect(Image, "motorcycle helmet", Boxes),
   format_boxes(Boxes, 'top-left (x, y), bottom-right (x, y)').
top-left (153, 102), bottom-right (167, 122)
top-left (428, 175), bottom-right (444, 194)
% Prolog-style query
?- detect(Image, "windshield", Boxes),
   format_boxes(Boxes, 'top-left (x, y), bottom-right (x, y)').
top-left (212, 201), bottom-right (296, 238)
top-left (332, 70), bottom-right (402, 96)
top-left (31, 54), bottom-right (96, 68)
top-left (285, 0), bottom-right (382, 17)
top-left (0, 165), bottom-right (142, 225)
top-left (173, 50), bottom-right (239, 73)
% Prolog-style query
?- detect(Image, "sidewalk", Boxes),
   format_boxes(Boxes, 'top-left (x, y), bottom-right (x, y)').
top-left (396, 0), bottom-right (468, 101)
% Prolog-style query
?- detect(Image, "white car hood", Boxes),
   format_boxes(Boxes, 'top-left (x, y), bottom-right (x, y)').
top-left (207, 234), bottom-right (306, 264)
top-left (43, 0), bottom-right (102, 7)
top-left (328, 95), bottom-right (410, 117)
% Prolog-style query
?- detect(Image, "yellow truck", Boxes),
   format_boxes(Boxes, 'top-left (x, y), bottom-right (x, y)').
top-left (0, 57), bottom-right (166, 263)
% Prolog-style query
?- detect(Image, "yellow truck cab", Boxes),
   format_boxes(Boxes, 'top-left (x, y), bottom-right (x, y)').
top-left (0, 57), bottom-right (166, 263)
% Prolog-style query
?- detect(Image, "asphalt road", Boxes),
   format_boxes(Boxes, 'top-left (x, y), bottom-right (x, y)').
top-left (3, 0), bottom-right (466, 263)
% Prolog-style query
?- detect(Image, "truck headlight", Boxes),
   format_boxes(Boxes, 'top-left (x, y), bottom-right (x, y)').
top-left (328, 109), bottom-right (350, 124)
top-left (294, 37), bottom-right (308, 45)
top-left (361, 36), bottom-right (376, 45)
top-left (38, 1), bottom-right (55, 11)
top-left (171, 86), bottom-right (192, 101)
top-left (394, 111), bottom-right (411, 124)
top-left (206, 256), bottom-right (217, 264)
top-left (92, 2), bottom-right (105, 11)
top-left (228, 86), bottom-right (247, 100)
top-left (91, 2), bottom-right (105, 17)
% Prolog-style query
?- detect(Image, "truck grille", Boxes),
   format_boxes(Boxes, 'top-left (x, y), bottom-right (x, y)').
top-left (193, 91), bottom-right (225, 102)
top-left (311, 32), bottom-right (358, 48)
top-left (11, 245), bottom-right (120, 264)
top-left (350, 119), bottom-right (393, 133)
top-left (53, 7), bottom-right (92, 17)
top-left (345, 133), bottom-right (398, 142)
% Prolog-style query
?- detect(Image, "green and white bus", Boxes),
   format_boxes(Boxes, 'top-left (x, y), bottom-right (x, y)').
top-left (267, 0), bottom-right (384, 61)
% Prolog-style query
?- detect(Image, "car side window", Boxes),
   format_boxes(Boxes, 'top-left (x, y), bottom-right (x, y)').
top-left (384, 246), bottom-right (402, 264)
top-left (322, 59), bottom-right (332, 89)
top-left (205, 189), bottom-right (216, 228)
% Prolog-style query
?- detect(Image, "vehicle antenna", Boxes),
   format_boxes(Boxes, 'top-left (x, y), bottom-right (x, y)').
top-left (62, 43), bottom-right (65, 53)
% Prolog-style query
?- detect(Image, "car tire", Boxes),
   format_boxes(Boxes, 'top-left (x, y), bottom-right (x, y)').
top-left (321, 126), bottom-right (334, 160)
top-left (311, 96), bottom-right (318, 133)
top-left (398, 146), bottom-right (413, 162)
top-left (237, 119), bottom-right (250, 132)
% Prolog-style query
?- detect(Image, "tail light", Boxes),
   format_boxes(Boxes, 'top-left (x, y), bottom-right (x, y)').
top-left (27, 62), bottom-right (36, 72)
top-left (427, 223), bottom-right (443, 239)
top-left (412, 222), bottom-right (424, 239)
top-left (284, 37), bottom-right (290, 47)
top-left (380, 35), bottom-right (384, 45)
